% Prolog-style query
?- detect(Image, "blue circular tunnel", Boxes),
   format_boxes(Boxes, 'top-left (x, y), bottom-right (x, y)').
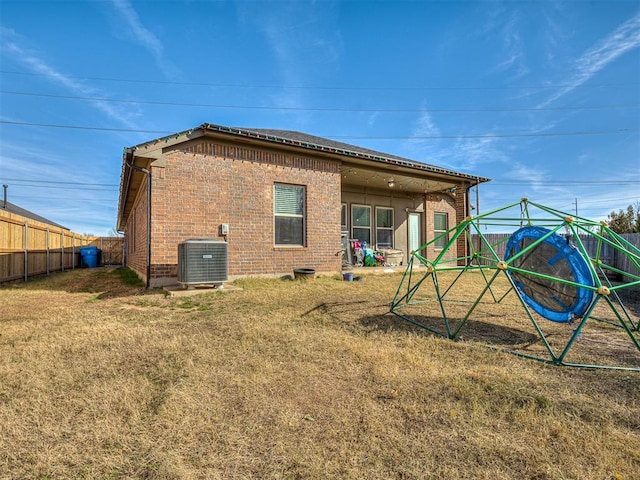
top-left (504, 226), bottom-right (595, 322)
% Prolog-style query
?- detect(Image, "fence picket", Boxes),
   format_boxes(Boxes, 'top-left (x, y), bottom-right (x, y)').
top-left (471, 232), bottom-right (640, 280)
top-left (1, 209), bottom-right (124, 283)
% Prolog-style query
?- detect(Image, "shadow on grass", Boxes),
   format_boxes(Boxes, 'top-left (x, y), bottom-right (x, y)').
top-left (362, 311), bottom-right (640, 371)
top-left (615, 286), bottom-right (640, 321)
top-left (360, 313), bottom-right (541, 347)
top-left (302, 299), bottom-right (542, 348)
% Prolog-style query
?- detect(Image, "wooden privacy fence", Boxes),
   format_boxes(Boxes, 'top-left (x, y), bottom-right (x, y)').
top-left (94, 236), bottom-right (125, 266)
top-left (471, 232), bottom-right (640, 280)
top-left (0, 209), bottom-right (124, 283)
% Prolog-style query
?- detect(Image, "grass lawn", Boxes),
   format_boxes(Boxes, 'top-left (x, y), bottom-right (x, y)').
top-left (0, 268), bottom-right (638, 479)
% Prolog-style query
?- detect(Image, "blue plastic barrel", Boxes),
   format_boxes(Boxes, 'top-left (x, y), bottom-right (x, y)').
top-left (80, 246), bottom-right (100, 268)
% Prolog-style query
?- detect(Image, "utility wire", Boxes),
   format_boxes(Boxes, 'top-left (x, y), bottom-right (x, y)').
top-left (331, 130), bottom-right (638, 139)
top-left (1, 120), bottom-right (638, 139)
top-left (2, 90), bottom-right (638, 113)
top-left (7, 193), bottom-right (118, 201)
top-left (488, 180), bottom-right (640, 185)
top-left (4, 183), bottom-right (118, 192)
top-left (0, 121), bottom-right (168, 134)
top-left (565, 196), bottom-right (640, 205)
top-left (0, 183), bottom-right (117, 191)
top-left (0, 177), bottom-right (119, 187)
top-left (2, 70), bottom-right (639, 91)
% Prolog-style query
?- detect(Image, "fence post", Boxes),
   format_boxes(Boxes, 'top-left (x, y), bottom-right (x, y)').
top-left (46, 228), bottom-right (50, 276)
top-left (24, 221), bottom-right (28, 282)
top-left (72, 233), bottom-right (75, 269)
top-left (61, 230), bottom-right (65, 272)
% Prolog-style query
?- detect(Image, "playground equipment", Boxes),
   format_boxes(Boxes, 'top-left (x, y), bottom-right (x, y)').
top-left (390, 199), bottom-right (640, 370)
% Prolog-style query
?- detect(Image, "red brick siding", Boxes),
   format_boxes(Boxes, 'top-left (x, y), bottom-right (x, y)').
top-left (124, 178), bottom-right (149, 283)
top-left (145, 142), bottom-right (342, 285)
top-left (455, 185), bottom-right (469, 265)
top-left (424, 193), bottom-right (458, 262)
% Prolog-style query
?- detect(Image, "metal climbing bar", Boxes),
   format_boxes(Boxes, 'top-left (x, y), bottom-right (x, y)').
top-left (389, 199), bottom-right (640, 371)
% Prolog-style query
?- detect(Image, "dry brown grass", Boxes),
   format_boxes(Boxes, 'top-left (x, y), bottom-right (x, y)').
top-left (0, 268), bottom-right (638, 479)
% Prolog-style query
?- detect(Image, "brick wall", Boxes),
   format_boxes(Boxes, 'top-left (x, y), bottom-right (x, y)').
top-left (124, 178), bottom-right (149, 283)
top-left (423, 193), bottom-right (458, 262)
top-left (455, 185), bottom-right (469, 265)
top-left (136, 141), bottom-right (342, 286)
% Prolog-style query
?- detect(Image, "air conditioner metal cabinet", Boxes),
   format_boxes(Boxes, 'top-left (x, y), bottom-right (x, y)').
top-left (177, 239), bottom-right (228, 286)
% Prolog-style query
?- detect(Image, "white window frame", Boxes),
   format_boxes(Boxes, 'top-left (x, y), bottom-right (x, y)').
top-left (434, 212), bottom-right (449, 250)
top-left (351, 204), bottom-right (371, 245)
top-left (375, 206), bottom-right (394, 249)
top-left (274, 183), bottom-right (306, 247)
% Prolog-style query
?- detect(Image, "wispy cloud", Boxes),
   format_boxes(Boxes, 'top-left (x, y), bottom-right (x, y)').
top-left (412, 111), bottom-right (441, 139)
top-left (448, 137), bottom-right (509, 172)
top-left (255, 9), bottom-right (342, 82)
top-left (366, 112), bottom-right (380, 128)
top-left (404, 110), bottom-right (445, 164)
top-left (234, 2), bottom-right (342, 129)
top-left (0, 27), bottom-right (141, 129)
top-left (405, 108), bottom-right (516, 174)
top-left (539, 11), bottom-right (640, 107)
top-left (478, 8), bottom-right (530, 82)
top-left (109, 0), bottom-right (179, 79)
top-left (409, 110), bottom-right (440, 145)
top-left (493, 12), bottom-right (530, 81)
top-left (503, 162), bottom-right (547, 186)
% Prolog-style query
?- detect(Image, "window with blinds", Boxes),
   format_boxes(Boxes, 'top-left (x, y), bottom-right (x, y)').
top-left (274, 184), bottom-right (305, 246)
top-left (376, 207), bottom-right (394, 248)
top-left (351, 205), bottom-right (371, 245)
top-left (434, 212), bottom-right (448, 249)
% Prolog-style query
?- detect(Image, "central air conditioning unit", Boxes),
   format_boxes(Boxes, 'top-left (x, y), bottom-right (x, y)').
top-left (177, 239), bottom-right (228, 287)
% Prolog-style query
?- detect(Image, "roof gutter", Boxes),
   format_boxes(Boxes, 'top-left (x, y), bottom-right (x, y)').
top-left (198, 122), bottom-right (491, 184)
top-left (117, 148), bottom-right (136, 232)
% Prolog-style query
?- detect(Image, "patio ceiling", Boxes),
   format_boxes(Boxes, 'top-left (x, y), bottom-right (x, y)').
top-left (340, 163), bottom-right (468, 194)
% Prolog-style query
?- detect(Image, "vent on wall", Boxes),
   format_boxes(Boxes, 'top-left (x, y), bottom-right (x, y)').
top-left (178, 239), bottom-right (228, 286)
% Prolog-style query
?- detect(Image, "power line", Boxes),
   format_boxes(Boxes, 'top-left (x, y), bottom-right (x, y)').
top-left (1, 182), bottom-right (117, 191)
top-left (330, 129), bottom-right (639, 139)
top-left (573, 196), bottom-right (640, 205)
top-left (0, 120), bottom-right (168, 134)
top-left (7, 193), bottom-right (118, 201)
top-left (1, 177), bottom-right (118, 187)
top-left (488, 180), bottom-right (640, 185)
top-left (2, 70), bottom-right (639, 91)
top-left (1, 120), bottom-right (638, 139)
top-left (2, 90), bottom-right (638, 113)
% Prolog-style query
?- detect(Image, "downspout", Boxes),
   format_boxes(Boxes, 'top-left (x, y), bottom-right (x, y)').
top-left (469, 177), bottom-right (481, 255)
top-left (127, 161), bottom-right (152, 289)
top-left (475, 176), bottom-right (480, 217)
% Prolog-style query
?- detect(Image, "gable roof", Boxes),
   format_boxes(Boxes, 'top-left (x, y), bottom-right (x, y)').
top-left (199, 123), bottom-right (490, 183)
top-left (1, 201), bottom-right (68, 230)
top-left (119, 122), bottom-right (491, 230)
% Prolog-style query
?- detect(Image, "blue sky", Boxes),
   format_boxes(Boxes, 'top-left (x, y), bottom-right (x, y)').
top-left (1, 0), bottom-right (638, 236)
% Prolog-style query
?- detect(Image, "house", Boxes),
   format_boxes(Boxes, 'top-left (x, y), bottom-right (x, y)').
top-left (117, 123), bottom-right (490, 287)
top-left (2, 200), bottom-right (69, 230)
